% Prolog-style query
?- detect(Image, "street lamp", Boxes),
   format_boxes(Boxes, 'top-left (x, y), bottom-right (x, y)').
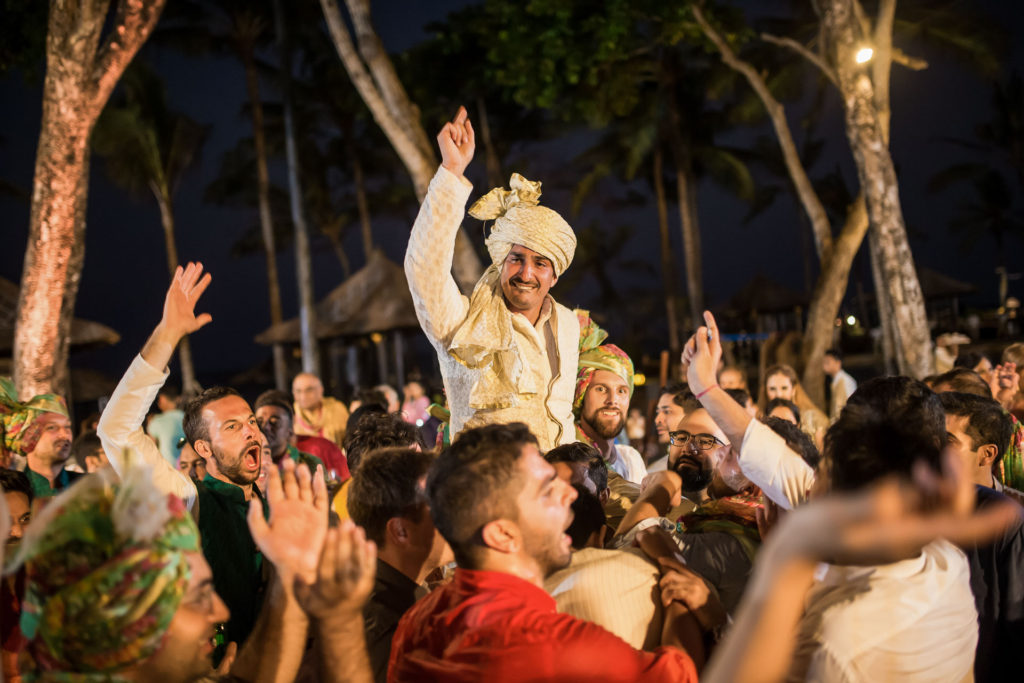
top-left (855, 46), bottom-right (874, 64)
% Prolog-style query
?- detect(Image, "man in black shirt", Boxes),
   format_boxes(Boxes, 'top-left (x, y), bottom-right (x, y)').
top-left (346, 446), bottom-right (451, 682)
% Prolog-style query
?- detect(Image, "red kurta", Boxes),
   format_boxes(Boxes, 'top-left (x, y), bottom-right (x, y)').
top-left (388, 568), bottom-right (697, 682)
top-left (295, 435), bottom-right (350, 481)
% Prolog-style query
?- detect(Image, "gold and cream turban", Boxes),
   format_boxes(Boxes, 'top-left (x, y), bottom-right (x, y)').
top-left (448, 174), bottom-right (577, 410)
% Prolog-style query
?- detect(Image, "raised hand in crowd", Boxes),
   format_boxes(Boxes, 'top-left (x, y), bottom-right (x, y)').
top-left (142, 262), bottom-right (213, 371)
top-left (248, 458), bottom-right (330, 587)
top-left (226, 458), bottom-right (330, 683)
top-left (703, 450), bottom-right (1021, 683)
top-left (438, 105), bottom-right (475, 179)
top-left (295, 520), bottom-right (377, 683)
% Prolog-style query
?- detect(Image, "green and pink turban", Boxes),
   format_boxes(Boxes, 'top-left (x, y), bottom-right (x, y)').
top-left (8, 464), bottom-right (200, 681)
top-left (0, 376), bottom-right (69, 457)
top-left (573, 310), bottom-right (635, 416)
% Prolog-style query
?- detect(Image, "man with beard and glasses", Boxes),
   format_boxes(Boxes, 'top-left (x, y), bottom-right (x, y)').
top-left (614, 406), bottom-right (764, 614)
top-left (388, 423), bottom-right (700, 681)
top-left (0, 379), bottom-right (80, 499)
top-left (574, 339), bottom-right (647, 485)
top-left (98, 263), bottom-right (279, 653)
top-left (405, 107), bottom-right (580, 451)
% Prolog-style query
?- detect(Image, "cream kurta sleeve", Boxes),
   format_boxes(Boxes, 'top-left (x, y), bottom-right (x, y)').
top-left (739, 419), bottom-right (816, 510)
top-left (97, 354), bottom-right (198, 508)
top-left (404, 165), bottom-right (475, 346)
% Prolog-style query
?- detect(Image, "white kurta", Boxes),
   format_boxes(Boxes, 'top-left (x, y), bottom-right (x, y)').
top-left (405, 166), bottom-right (579, 451)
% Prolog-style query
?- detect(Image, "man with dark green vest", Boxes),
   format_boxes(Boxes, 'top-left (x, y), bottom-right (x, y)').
top-left (254, 389), bottom-right (325, 473)
top-left (97, 262), bottom-right (280, 654)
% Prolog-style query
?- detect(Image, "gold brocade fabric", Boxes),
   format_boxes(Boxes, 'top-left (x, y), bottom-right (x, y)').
top-left (447, 173), bottom-right (577, 410)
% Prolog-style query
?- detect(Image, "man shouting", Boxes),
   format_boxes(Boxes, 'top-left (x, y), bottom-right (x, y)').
top-left (405, 107), bottom-right (580, 450)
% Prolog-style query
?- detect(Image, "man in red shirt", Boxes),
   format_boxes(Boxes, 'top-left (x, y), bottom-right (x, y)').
top-left (388, 422), bottom-right (700, 682)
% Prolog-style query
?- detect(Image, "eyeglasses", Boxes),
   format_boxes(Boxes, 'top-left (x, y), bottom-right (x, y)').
top-left (668, 430), bottom-right (726, 450)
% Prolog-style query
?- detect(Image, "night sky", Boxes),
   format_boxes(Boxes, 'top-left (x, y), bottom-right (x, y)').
top-left (1, 0), bottom-right (1022, 397)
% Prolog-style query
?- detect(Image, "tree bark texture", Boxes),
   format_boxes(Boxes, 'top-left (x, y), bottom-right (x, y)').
top-left (692, 5), bottom-right (834, 263)
top-left (823, 0), bottom-right (933, 378)
top-left (14, 0), bottom-right (167, 399)
top-left (653, 149), bottom-right (681, 356)
top-left (801, 196), bottom-right (868, 407)
top-left (241, 45), bottom-right (288, 391)
top-left (319, 0), bottom-right (484, 293)
top-left (274, 0), bottom-right (321, 376)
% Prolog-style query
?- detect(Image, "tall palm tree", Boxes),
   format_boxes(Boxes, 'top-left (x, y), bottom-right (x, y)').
top-left (155, 0), bottom-right (290, 389)
top-left (92, 62), bottom-right (207, 396)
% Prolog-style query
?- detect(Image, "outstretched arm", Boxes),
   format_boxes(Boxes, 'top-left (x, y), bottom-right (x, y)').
top-left (702, 453), bottom-right (1021, 683)
top-left (404, 107), bottom-right (476, 344)
top-left (682, 311), bottom-right (815, 509)
top-left (97, 263), bottom-right (213, 506)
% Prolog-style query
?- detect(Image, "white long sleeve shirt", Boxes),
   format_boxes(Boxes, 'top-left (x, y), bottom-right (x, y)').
top-left (97, 354), bottom-right (197, 508)
top-left (405, 166), bottom-right (579, 450)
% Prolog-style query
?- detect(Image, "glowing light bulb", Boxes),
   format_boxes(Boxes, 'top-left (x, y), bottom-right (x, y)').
top-left (846, 315), bottom-right (857, 326)
top-left (855, 47), bottom-right (874, 64)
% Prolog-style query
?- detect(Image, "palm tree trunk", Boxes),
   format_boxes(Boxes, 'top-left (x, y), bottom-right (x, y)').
top-left (668, 132), bottom-right (704, 329)
top-left (319, 0), bottom-right (484, 293)
top-left (801, 196), bottom-right (868, 407)
top-left (325, 230), bottom-right (353, 279)
top-left (653, 148), bottom-right (681, 356)
top-left (155, 192), bottom-right (202, 397)
top-left (274, 0), bottom-right (320, 376)
top-left (476, 96), bottom-right (503, 189)
top-left (345, 136), bottom-right (374, 260)
top-left (241, 44), bottom-right (288, 391)
top-left (14, 0), bottom-right (166, 398)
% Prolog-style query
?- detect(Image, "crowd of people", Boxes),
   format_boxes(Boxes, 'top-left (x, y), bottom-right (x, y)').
top-left (0, 107), bottom-right (1022, 683)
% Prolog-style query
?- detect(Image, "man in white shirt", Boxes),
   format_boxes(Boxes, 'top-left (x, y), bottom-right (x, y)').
top-left (682, 310), bottom-right (979, 683)
top-left (405, 107), bottom-right (579, 450)
top-left (823, 348), bottom-right (857, 421)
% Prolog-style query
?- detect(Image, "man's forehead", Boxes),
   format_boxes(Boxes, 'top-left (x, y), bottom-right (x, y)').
top-left (38, 412), bottom-right (70, 427)
top-left (508, 244), bottom-right (550, 261)
top-left (519, 444), bottom-right (554, 484)
top-left (203, 395), bottom-right (253, 422)
top-left (945, 414), bottom-right (970, 432)
top-left (657, 393), bottom-right (681, 408)
top-left (589, 369), bottom-right (628, 391)
top-left (255, 404), bottom-right (289, 420)
top-left (293, 374), bottom-right (321, 389)
top-left (678, 409), bottom-right (725, 439)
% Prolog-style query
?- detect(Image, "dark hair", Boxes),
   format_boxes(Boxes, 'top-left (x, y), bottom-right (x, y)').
top-left (0, 468), bottom-right (33, 505)
top-left (71, 431), bottom-right (104, 471)
top-left (427, 423), bottom-right (537, 567)
top-left (939, 392), bottom-right (1013, 466)
top-left (354, 389), bottom-right (389, 412)
top-left (347, 447), bottom-right (435, 545)
top-left (954, 351), bottom-right (989, 372)
top-left (763, 416), bottom-right (820, 469)
top-left (545, 442), bottom-right (608, 493)
top-left (345, 403), bottom-right (387, 441)
top-left (254, 389), bottom-right (294, 421)
top-left (344, 412), bottom-right (420, 473)
top-left (183, 386), bottom-right (243, 446)
top-left (158, 386), bottom-right (181, 402)
top-left (764, 398), bottom-right (801, 425)
top-left (825, 377), bottom-right (945, 493)
top-left (566, 485), bottom-right (606, 549)
top-left (660, 381), bottom-right (693, 408)
top-left (725, 388), bottom-right (752, 408)
top-left (825, 348), bottom-right (843, 362)
top-left (931, 368), bottom-right (991, 398)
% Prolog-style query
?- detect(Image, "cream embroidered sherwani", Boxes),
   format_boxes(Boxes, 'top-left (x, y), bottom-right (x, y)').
top-left (405, 166), bottom-right (579, 450)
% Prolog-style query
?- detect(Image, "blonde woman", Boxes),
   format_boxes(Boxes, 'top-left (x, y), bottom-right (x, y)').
top-left (760, 364), bottom-right (829, 449)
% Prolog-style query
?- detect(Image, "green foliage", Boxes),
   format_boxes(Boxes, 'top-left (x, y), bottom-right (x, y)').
top-left (92, 62), bottom-right (208, 202)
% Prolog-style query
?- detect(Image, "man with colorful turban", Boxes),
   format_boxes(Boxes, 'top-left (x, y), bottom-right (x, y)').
top-left (5, 454), bottom-right (377, 682)
top-left (0, 378), bottom-right (80, 499)
top-left (573, 314), bottom-right (648, 485)
top-left (405, 106), bottom-right (580, 451)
